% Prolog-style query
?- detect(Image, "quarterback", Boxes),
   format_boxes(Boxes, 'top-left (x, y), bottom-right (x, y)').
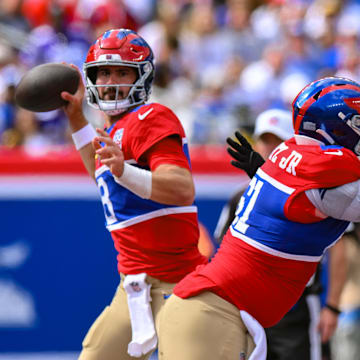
top-left (61, 28), bottom-right (207, 360)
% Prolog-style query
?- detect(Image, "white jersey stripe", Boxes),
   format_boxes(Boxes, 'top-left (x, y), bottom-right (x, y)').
top-left (95, 164), bottom-right (110, 178)
top-left (107, 205), bottom-right (198, 231)
top-left (230, 227), bottom-right (322, 262)
top-left (257, 168), bottom-right (295, 195)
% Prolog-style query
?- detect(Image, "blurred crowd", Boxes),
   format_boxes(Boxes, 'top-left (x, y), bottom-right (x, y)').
top-left (1, 0), bottom-right (360, 151)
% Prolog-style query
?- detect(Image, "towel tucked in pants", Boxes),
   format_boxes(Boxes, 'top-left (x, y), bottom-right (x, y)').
top-left (79, 274), bottom-right (174, 360)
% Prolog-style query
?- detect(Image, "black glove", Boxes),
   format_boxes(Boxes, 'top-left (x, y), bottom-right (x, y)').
top-left (226, 131), bottom-right (265, 178)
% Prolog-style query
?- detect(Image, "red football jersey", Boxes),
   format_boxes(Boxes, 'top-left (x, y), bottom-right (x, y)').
top-left (174, 139), bottom-right (360, 327)
top-left (94, 103), bottom-right (207, 283)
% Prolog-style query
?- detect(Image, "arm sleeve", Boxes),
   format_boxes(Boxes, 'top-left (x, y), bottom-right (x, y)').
top-left (129, 104), bottom-right (185, 161)
top-left (305, 180), bottom-right (360, 222)
top-left (142, 136), bottom-right (190, 171)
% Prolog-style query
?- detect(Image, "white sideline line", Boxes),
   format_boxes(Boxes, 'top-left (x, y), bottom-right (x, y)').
top-left (0, 174), bottom-right (249, 200)
top-left (0, 176), bottom-right (99, 199)
top-left (194, 174), bottom-right (249, 199)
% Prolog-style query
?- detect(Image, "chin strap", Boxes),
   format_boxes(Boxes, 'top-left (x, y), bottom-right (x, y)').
top-left (103, 107), bottom-right (128, 116)
top-left (97, 98), bottom-right (131, 115)
top-left (315, 129), bottom-right (335, 144)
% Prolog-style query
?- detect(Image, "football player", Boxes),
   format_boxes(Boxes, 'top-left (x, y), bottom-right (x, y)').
top-left (158, 77), bottom-right (360, 360)
top-left (61, 28), bottom-right (207, 360)
top-left (215, 108), bottom-right (346, 360)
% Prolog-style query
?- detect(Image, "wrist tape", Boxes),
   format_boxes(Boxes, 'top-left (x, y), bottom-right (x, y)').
top-left (114, 163), bottom-right (152, 199)
top-left (71, 124), bottom-right (97, 150)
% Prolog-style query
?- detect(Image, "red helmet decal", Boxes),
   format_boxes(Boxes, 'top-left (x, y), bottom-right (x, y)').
top-left (85, 29), bottom-right (152, 63)
top-left (344, 97), bottom-right (360, 113)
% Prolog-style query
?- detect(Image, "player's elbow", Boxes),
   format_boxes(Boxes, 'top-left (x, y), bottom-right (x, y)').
top-left (152, 183), bottom-right (194, 206)
top-left (152, 165), bottom-right (195, 205)
top-left (164, 180), bottom-right (195, 205)
top-left (178, 170), bottom-right (196, 205)
top-left (176, 184), bottom-right (195, 206)
top-left (180, 174), bottom-right (196, 205)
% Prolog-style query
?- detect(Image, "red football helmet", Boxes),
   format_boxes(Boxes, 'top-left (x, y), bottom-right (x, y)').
top-left (83, 28), bottom-right (154, 115)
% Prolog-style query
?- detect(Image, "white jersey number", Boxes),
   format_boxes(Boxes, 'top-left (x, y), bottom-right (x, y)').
top-left (232, 177), bottom-right (264, 234)
top-left (97, 177), bottom-right (117, 225)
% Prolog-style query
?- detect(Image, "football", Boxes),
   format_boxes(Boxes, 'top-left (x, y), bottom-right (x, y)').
top-left (15, 63), bottom-right (80, 112)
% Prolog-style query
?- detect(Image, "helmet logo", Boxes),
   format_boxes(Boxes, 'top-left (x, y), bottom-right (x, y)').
top-left (98, 54), bottom-right (122, 61)
top-left (344, 97), bottom-right (360, 113)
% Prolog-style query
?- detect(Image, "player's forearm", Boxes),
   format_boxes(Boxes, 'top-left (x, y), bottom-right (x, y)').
top-left (70, 119), bottom-right (97, 181)
top-left (112, 163), bottom-right (195, 205)
top-left (78, 143), bottom-right (96, 180)
top-left (151, 165), bottom-right (195, 206)
top-left (67, 109), bottom-right (89, 132)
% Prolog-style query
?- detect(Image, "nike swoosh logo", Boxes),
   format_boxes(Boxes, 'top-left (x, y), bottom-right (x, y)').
top-left (138, 108), bottom-right (154, 120)
top-left (324, 150), bottom-right (343, 156)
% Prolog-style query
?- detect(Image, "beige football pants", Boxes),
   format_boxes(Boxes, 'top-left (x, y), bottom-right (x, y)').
top-left (79, 274), bottom-right (175, 360)
top-left (158, 292), bottom-right (255, 360)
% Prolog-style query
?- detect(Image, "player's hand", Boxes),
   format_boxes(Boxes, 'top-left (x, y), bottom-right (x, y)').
top-left (93, 128), bottom-right (125, 177)
top-left (226, 131), bottom-right (265, 178)
top-left (317, 307), bottom-right (339, 343)
top-left (61, 64), bottom-right (85, 121)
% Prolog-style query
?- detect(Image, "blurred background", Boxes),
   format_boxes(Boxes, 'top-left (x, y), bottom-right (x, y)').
top-left (1, 0), bottom-right (360, 359)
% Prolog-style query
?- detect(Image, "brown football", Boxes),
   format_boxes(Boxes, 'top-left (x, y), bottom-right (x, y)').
top-left (15, 63), bottom-right (80, 112)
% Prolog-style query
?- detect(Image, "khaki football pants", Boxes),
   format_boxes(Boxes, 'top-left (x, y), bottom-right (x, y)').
top-left (158, 292), bottom-right (256, 360)
top-left (79, 274), bottom-right (175, 360)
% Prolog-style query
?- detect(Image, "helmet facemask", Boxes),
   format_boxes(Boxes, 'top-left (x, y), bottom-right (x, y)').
top-left (84, 59), bottom-right (154, 116)
top-left (338, 112), bottom-right (360, 155)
